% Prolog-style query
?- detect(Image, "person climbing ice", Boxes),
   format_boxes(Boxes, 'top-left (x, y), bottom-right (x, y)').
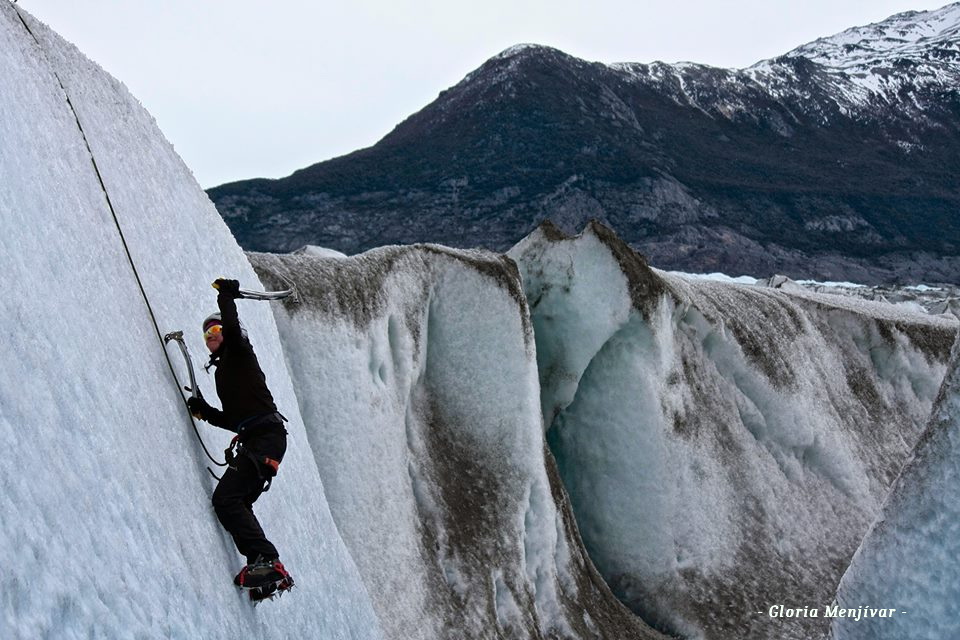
top-left (186, 278), bottom-right (294, 599)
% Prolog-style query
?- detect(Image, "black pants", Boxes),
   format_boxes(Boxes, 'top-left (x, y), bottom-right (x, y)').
top-left (212, 429), bottom-right (286, 564)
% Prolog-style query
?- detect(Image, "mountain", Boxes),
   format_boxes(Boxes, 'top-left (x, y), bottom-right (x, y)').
top-left (208, 4), bottom-right (960, 285)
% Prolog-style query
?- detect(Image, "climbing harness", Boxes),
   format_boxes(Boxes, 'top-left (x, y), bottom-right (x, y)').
top-left (224, 412), bottom-right (288, 492)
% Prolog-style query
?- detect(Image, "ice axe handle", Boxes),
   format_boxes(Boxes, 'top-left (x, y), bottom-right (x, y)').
top-left (163, 330), bottom-right (200, 399)
top-left (212, 280), bottom-right (297, 302)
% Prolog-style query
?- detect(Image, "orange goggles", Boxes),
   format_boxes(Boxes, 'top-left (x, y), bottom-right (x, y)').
top-left (203, 324), bottom-right (223, 340)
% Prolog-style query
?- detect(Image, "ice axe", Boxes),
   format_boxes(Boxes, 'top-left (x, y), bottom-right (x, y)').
top-left (162, 330), bottom-right (227, 473)
top-left (213, 272), bottom-right (300, 302)
top-left (163, 330), bottom-right (200, 398)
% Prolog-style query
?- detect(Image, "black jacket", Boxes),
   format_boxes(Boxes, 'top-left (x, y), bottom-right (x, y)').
top-left (204, 292), bottom-right (281, 446)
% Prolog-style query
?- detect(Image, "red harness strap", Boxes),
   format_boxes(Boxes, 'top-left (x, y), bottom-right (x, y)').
top-left (263, 457), bottom-right (280, 474)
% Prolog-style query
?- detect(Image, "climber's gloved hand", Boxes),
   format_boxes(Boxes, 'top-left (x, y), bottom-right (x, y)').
top-left (187, 396), bottom-right (214, 420)
top-left (213, 278), bottom-right (241, 298)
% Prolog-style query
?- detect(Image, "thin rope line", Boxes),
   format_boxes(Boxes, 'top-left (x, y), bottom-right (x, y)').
top-left (13, 6), bottom-right (225, 467)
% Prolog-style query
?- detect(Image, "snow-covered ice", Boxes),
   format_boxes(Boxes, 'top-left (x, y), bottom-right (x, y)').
top-left (669, 272), bottom-right (759, 286)
top-left (293, 245), bottom-right (349, 259)
top-left (0, 5), bottom-right (381, 638)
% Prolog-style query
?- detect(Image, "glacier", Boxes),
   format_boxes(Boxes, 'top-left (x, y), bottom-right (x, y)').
top-left (508, 221), bottom-right (956, 640)
top-left (4, 3), bottom-right (960, 640)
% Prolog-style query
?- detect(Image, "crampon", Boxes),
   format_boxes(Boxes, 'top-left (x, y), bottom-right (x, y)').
top-left (234, 559), bottom-right (295, 604)
top-left (245, 575), bottom-right (295, 604)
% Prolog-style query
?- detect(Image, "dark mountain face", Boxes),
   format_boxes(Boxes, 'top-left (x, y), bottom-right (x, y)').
top-left (208, 5), bottom-right (960, 285)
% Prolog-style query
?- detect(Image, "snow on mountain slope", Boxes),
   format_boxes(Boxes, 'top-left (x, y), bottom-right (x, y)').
top-left (830, 333), bottom-right (960, 640)
top-left (0, 5), bottom-right (381, 638)
top-left (790, 3), bottom-right (960, 71)
top-left (775, 3), bottom-right (960, 113)
top-left (610, 2), bottom-right (960, 122)
top-left (248, 247), bottom-right (665, 640)
top-left (508, 221), bottom-right (957, 640)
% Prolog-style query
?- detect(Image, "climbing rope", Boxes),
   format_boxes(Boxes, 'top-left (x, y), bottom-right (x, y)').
top-left (13, 6), bottom-right (226, 471)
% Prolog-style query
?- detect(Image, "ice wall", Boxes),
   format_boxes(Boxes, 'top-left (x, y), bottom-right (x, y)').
top-left (830, 333), bottom-right (960, 640)
top-left (249, 247), bottom-right (665, 640)
top-left (508, 221), bottom-right (957, 640)
top-left (0, 5), bottom-right (381, 638)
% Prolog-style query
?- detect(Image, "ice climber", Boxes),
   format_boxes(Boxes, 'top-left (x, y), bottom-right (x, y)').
top-left (186, 278), bottom-right (294, 597)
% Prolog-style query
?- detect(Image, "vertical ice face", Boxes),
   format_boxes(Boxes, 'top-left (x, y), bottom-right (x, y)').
top-left (249, 247), bottom-right (666, 640)
top-left (831, 333), bottom-right (960, 640)
top-left (0, 5), bottom-right (381, 638)
top-left (508, 221), bottom-right (956, 640)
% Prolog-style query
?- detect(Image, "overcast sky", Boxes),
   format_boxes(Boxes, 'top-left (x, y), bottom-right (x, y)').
top-left (17, 0), bottom-right (951, 188)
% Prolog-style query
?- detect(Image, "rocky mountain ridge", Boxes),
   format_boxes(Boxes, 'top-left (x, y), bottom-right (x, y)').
top-left (209, 4), bottom-right (960, 285)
